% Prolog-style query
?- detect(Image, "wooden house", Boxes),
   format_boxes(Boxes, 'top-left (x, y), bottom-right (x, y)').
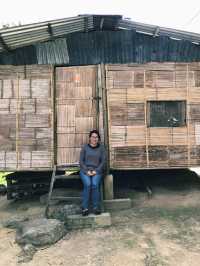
top-left (1, 15), bottom-right (200, 198)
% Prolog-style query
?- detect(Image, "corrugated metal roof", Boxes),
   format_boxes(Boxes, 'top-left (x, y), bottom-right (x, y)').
top-left (0, 15), bottom-right (94, 52)
top-left (1, 30), bottom-right (200, 65)
top-left (1, 14), bottom-right (200, 54)
top-left (36, 38), bottom-right (69, 64)
top-left (118, 19), bottom-right (200, 44)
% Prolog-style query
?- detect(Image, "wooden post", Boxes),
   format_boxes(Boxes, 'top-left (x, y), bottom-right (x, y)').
top-left (104, 174), bottom-right (114, 200)
top-left (100, 64), bottom-right (114, 199)
top-left (51, 65), bottom-right (56, 167)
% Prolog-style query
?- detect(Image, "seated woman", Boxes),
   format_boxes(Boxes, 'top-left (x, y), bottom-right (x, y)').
top-left (79, 129), bottom-right (106, 216)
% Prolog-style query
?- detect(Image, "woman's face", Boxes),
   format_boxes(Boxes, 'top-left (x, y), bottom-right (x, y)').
top-left (89, 133), bottom-right (99, 146)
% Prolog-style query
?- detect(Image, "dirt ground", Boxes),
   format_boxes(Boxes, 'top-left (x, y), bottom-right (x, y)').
top-left (1, 169), bottom-right (200, 266)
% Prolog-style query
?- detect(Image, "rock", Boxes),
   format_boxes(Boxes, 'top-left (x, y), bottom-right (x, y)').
top-left (18, 244), bottom-right (36, 263)
top-left (49, 204), bottom-right (81, 221)
top-left (16, 218), bottom-right (66, 246)
top-left (3, 216), bottom-right (29, 229)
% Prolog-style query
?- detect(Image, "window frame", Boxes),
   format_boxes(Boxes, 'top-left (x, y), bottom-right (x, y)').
top-left (147, 100), bottom-right (187, 128)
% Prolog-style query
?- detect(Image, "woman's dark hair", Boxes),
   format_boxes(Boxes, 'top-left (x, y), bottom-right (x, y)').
top-left (89, 129), bottom-right (101, 140)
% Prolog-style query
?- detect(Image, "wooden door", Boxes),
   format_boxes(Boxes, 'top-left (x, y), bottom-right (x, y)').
top-left (56, 66), bottom-right (98, 165)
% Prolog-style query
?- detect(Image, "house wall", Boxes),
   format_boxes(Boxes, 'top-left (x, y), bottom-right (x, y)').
top-left (106, 62), bottom-right (200, 169)
top-left (0, 65), bottom-right (54, 171)
top-left (2, 62), bottom-right (200, 171)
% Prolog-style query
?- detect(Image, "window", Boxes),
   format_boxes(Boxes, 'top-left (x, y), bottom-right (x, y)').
top-left (148, 101), bottom-right (186, 127)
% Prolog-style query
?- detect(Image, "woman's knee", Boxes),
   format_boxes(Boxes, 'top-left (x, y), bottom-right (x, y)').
top-left (92, 175), bottom-right (102, 188)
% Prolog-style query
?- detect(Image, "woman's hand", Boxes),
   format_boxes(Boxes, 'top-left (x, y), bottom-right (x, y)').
top-left (87, 170), bottom-right (96, 176)
top-left (91, 170), bottom-right (96, 176)
top-left (87, 170), bottom-right (93, 176)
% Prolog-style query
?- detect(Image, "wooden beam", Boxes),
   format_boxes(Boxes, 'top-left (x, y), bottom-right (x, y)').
top-left (104, 174), bottom-right (114, 200)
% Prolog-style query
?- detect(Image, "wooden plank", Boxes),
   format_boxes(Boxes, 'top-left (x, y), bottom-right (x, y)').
top-left (75, 117), bottom-right (94, 133)
top-left (175, 71), bottom-right (187, 87)
top-left (57, 133), bottom-right (75, 148)
top-left (31, 151), bottom-right (52, 168)
top-left (18, 152), bottom-right (31, 169)
top-left (31, 79), bottom-right (50, 98)
top-left (57, 148), bottom-right (80, 165)
top-left (127, 103), bottom-right (145, 125)
top-left (107, 89), bottom-right (127, 104)
top-left (2, 80), bottom-right (13, 98)
top-left (10, 99), bottom-right (36, 114)
top-left (5, 152), bottom-right (17, 169)
top-left (36, 128), bottom-right (52, 139)
top-left (25, 114), bottom-right (50, 128)
top-left (0, 151), bottom-right (5, 168)
top-left (10, 128), bottom-right (35, 139)
top-left (0, 99), bottom-right (9, 114)
top-left (146, 71), bottom-right (175, 88)
top-left (0, 135), bottom-right (13, 150)
top-left (169, 145), bottom-right (188, 166)
top-left (36, 99), bottom-right (51, 114)
top-left (110, 126), bottom-right (126, 147)
top-left (189, 103), bottom-right (200, 122)
top-left (57, 105), bottom-right (75, 127)
top-left (111, 146), bottom-right (146, 168)
top-left (36, 139), bottom-right (51, 150)
top-left (113, 70), bottom-right (134, 88)
top-left (109, 105), bottom-right (127, 126)
top-left (75, 100), bottom-right (95, 117)
top-left (13, 79), bottom-right (31, 98)
top-left (127, 88), bottom-right (145, 101)
top-left (104, 174), bottom-right (114, 200)
top-left (149, 146), bottom-right (169, 167)
top-left (57, 126), bottom-right (76, 134)
top-left (75, 133), bottom-right (88, 147)
top-left (148, 128), bottom-right (171, 145)
top-left (190, 145), bottom-right (200, 165)
top-left (126, 126), bottom-right (146, 146)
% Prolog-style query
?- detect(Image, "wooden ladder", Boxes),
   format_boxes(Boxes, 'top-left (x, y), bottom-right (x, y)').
top-left (45, 163), bottom-right (80, 218)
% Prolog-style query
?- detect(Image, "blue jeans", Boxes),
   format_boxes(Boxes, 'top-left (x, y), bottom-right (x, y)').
top-left (80, 170), bottom-right (102, 210)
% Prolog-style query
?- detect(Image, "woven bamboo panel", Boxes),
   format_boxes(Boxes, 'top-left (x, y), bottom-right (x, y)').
top-left (190, 145), bottom-right (200, 165)
top-left (126, 126), bottom-right (146, 146)
top-left (111, 146), bottom-right (146, 168)
top-left (0, 65), bottom-right (52, 79)
top-left (110, 126), bottom-right (126, 147)
top-left (0, 65), bottom-right (53, 170)
top-left (57, 147), bottom-right (81, 164)
top-left (56, 66), bottom-right (97, 165)
top-left (107, 63), bottom-right (200, 169)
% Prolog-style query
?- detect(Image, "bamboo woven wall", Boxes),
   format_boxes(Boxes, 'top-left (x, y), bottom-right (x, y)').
top-left (106, 63), bottom-right (200, 169)
top-left (0, 65), bottom-right (53, 171)
top-left (56, 66), bottom-right (97, 165)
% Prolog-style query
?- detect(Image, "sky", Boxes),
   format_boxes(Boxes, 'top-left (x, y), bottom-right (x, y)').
top-left (0, 0), bottom-right (200, 33)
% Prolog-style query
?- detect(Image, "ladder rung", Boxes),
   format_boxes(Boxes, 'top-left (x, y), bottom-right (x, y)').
top-left (54, 174), bottom-right (80, 180)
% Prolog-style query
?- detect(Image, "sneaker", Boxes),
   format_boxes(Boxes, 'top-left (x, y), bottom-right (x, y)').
top-left (82, 208), bottom-right (89, 216)
top-left (93, 208), bottom-right (101, 215)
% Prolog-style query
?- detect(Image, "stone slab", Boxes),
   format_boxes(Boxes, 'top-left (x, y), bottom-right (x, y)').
top-left (103, 198), bottom-right (132, 211)
top-left (66, 212), bottom-right (111, 229)
top-left (16, 218), bottom-right (66, 246)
